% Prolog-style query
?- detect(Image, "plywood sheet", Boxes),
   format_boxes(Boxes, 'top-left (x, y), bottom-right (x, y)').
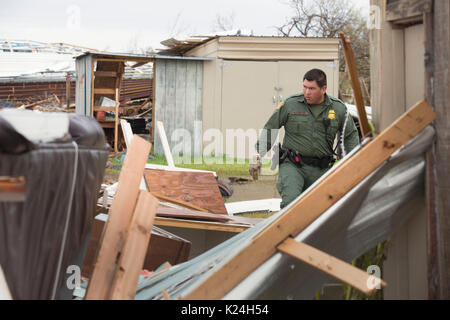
top-left (144, 169), bottom-right (227, 215)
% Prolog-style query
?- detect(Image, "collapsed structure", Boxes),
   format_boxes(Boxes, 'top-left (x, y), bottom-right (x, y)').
top-left (0, 0), bottom-right (448, 300)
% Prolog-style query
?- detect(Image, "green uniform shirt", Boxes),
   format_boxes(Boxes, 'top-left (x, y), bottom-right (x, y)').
top-left (256, 93), bottom-right (360, 158)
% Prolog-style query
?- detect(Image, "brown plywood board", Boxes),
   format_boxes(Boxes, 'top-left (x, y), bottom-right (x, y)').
top-left (144, 169), bottom-right (228, 215)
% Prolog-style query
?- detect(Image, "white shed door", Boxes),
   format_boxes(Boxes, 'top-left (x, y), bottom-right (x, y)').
top-left (220, 60), bottom-right (337, 158)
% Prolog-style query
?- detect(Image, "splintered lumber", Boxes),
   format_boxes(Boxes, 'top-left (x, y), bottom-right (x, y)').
top-left (339, 31), bottom-right (372, 138)
top-left (109, 190), bottom-right (159, 300)
top-left (278, 238), bottom-right (387, 295)
top-left (184, 99), bottom-right (436, 299)
top-left (81, 217), bottom-right (191, 279)
top-left (144, 169), bottom-right (228, 215)
top-left (85, 135), bottom-right (151, 300)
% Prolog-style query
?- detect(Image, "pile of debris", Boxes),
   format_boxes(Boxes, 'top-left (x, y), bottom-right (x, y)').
top-left (0, 94), bottom-right (74, 113)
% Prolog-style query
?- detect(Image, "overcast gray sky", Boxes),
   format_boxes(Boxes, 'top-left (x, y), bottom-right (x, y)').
top-left (1, 0), bottom-right (369, 53)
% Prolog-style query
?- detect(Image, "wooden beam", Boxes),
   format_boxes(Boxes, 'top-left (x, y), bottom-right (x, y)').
top-left (154, 217), bottom-right (249, 233)
top-left (278, 238), bottom-right (387, 295)
top-left (156, 121), bottom-right (175, 168)
top-left (94, 88), bottom-right (116, 95)
top-left (339, 31), bottom-right (372, 138)
top-left (109, 191), bottom-right (159, 300)
top-left (426, 0), bottom-right (450, 299)
top-left (94, 71), bottom-right (118, 77)
top-left (0, 176), bottom-right (25, 194)
top-left (90, 58), bottom-right (95, 118)
top-left (85, 135), bottom-right (151, 300)
top-left (114, 87), bottom-right (119, 153)
top-left (93, 106), bottom-right (116, 112)
top-left (183, 100), bottom-right (436, 299)
top-left (131, 61), bottom-right (148, 68)
top-left (386, 0), bottom-right (432, 24)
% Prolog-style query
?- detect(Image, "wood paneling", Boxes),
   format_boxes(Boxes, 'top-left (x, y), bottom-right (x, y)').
top-left (144, 169), bottom-right (227, 215)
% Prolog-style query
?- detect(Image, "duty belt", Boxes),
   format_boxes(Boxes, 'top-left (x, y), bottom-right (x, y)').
top-left (277, 144), bottom-right (333, 169)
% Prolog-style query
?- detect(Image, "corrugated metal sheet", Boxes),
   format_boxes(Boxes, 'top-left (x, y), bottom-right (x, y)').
top-left (75, 55), bottom-right (93, 115)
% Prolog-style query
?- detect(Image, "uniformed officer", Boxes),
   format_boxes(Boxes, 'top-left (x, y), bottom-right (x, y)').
top-left (254, 68), bottom-right (360, 208)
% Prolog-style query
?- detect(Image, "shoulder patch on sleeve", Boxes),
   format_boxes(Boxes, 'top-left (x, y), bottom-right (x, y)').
top-left (276, 100), bottom-right (285, 110)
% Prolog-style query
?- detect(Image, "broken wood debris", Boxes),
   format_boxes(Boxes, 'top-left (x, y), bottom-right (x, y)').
top-left (85, 134), bottom-right (154, 299)
top-left (183, 99), bottom-right (436, 299)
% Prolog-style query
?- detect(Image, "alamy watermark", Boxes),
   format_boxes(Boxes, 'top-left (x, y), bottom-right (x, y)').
top-left (66, 265), bottom-right (81, 291)
top-left (160, 121), bottom-right (279, 165)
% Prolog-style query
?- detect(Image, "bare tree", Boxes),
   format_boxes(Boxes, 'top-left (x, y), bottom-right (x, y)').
top-left (277, 0), bottom-right (370, 102)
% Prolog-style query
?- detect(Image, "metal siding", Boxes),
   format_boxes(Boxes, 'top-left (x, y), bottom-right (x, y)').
top-left (75, 57), bottom-right (85, 115)
top-left (154, 59), bottom-right (203, 156)
top-left (194, 61), bottom-right (203, 157)
top-left (75, 55), bottom-right (92, 116)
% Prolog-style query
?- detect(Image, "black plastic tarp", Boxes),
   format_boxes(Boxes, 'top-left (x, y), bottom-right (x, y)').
top-left (0, 113), bottom-right (109, 299)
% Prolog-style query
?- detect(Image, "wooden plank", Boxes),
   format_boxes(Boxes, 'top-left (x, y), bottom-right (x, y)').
top-left (145, 163), bottom-right (216, 176)
top-left (94, 71), bottom-right (118, 77)
top-left (114, 86), bottom-right (119, 153)
top-left (0, 176), bottom-right (25, 201)
top-left (427, 0), bottom-right (450, 299)
top-left (93, 106), bottom-right (116, 112)
top-left (85, 135), bottom-right (151, 300)
top-left (109, 191), bottom-right (159, 300)
top-left (94, 88), bottom-right (116, 95)
top-left (120, 120), bottom-right (147, 190)
top-left (152, 192), bottom-right (211, 213)
top-left (156, 205), bottom-right (231, 222)
top-left (183, 100), bottom-right (436, 299)
top-left (386, 0), bottom-right (431, 24)
top-left (90, 58), bottom-right (95, 117)
top-left (120, 119), bottom-right (134, 149)
top-left (144, 169), bottom-right (228, 215)
top-left (339, 31), bottom-right (371, 138)
top-left (0, 176), bottom-right (25, 194)
top-left (278, 238), bottom-right (386, 295)
top-left (154, 217), bottom-right (249, 233)
top-left (156, 121), bottom-right (175, 168)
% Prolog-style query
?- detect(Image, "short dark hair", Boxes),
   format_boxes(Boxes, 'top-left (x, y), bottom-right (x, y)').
top-left (303, 69), bottom-right (327, 88)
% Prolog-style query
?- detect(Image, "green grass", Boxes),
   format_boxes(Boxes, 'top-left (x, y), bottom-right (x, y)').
top-left (148, 153), bottom-right (271, 177)
top-left (105, 152), bottom-right (273, 181)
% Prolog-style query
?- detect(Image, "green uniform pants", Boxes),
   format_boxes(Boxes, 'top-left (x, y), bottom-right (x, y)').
top-left (277, 159), bottom-right (329, 208)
